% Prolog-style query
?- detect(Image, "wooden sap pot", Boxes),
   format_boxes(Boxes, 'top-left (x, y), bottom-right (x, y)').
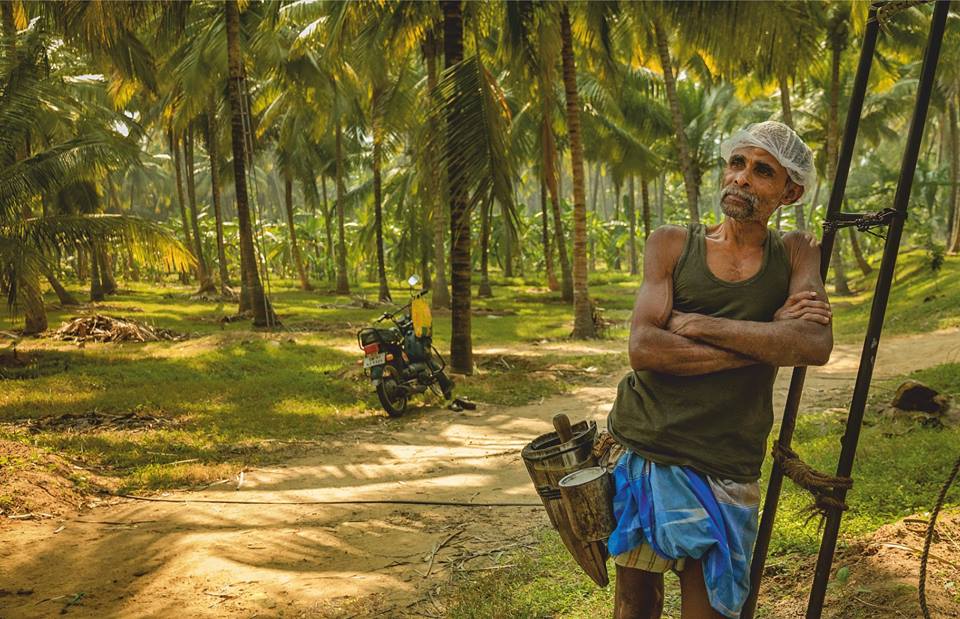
top-left (521, 415), bottom-right (610, 587)
top-left (559, 466), bottom-right (616, 542)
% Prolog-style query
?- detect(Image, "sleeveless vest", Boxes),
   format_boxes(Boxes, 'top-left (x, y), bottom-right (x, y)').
top-left (607, 223), bottom-right (791, 482)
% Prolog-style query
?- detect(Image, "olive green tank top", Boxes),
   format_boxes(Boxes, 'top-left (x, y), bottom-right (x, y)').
top-left (607, 223), bottom-right (791, 482)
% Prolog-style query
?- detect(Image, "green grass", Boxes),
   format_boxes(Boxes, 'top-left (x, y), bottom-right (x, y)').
top-left (830, 249), bottom-right (960, 343)
top-left (3, 249), bottom-right (960, 495)
top-left (440, 361), bottom-right (960, 618)
top-left (0, 276), bottom-right (629, 491)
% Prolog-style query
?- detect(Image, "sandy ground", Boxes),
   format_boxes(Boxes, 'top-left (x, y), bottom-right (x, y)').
top-left (2, 329), bottom-right (960, 618)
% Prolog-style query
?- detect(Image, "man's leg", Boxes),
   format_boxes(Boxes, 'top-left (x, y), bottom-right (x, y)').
top-left (678, 560), bottom-right (725, 619)
top-left (614, 564), bottom-right (664, 619)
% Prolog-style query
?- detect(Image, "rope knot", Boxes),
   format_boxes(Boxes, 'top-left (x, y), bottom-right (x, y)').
top-left (772, 441), bottom-right (854, 518)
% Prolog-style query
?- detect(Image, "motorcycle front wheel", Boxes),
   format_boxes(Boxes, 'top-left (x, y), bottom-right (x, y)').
top-left (376, 365), bottom-right (408, 417)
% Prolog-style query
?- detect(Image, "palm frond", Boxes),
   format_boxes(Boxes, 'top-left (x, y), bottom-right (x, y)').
top-left (0, 134), bottom-right (137, 222)
top-left (6, 214), bottom-right (195, 272)
top-left (429, 55), bottom-right (518, 236)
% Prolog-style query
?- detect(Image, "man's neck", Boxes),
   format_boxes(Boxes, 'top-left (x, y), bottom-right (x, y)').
top-left (710, 217), bottom-right (769, 248)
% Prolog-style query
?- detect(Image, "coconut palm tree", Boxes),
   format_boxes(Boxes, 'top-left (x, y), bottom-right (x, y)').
top-left (224, 0), bottom-right (277, 326)
top-left (1, 22), bottom-right (193, 333)
top-left (432, 0), bottom-right (516, 373)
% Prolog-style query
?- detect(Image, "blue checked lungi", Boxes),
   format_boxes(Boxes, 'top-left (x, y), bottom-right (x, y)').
top-left (607, 451), bottom-right (760, 618)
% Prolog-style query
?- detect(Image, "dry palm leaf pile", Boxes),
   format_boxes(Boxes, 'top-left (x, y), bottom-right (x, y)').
top-left (54, 315), bottom-right (187, 343)
top-left (22, 410), bottom-right (175, 433)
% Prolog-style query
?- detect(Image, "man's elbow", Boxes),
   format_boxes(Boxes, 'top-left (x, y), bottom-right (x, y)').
top-left (629, 347), bottom-right (654, 371)
top-left (804, 332), bottom-right (834, 366)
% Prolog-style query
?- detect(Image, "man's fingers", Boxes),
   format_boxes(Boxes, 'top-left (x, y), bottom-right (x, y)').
top-left (785, 308), bottom-right (832, 323)
top-left (785, 307), bottom-right (831, 317)
top-left (785, 291), bottom-right (817, 304)
top-left (798, 312), bottom-right (831, 324)
top-left (791, 299), bottom-right (831, 313)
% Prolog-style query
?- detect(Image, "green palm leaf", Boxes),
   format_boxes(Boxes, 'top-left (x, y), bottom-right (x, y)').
top-left (0, 135), bottom-right (137, 222)
top-left (5, 214), bottom-right (195, 273)
top-left (429, 54), bottom-right (518, 236)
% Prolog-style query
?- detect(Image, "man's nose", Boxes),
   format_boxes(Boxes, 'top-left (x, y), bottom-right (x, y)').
top-left (732, 168), bottom-right (750, 187)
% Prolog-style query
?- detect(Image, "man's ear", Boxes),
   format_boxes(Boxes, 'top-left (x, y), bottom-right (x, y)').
top-left (781, 180), bottom-right (804, 205)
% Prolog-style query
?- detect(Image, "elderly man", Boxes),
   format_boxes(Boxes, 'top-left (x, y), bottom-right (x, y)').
top-left (605, 121), bottom-right (833, 619)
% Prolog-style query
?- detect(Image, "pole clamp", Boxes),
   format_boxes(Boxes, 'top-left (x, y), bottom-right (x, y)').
top-left (823, 208), bottom-right (905, 239)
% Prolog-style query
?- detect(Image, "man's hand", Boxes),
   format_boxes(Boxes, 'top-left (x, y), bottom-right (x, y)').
top-left (774, 291), bottom-right (832, 325)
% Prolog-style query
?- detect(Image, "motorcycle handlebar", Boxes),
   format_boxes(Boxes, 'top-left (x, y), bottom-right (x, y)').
top-left (373, 289), bottom-right (429, 323)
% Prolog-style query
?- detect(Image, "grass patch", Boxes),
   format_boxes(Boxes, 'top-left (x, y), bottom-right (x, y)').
top-left (0, 277), bottom-right (629, 491)
top-left (440, 361), bottom-right (960, 617)
top-left (830, 249), bottom-right (960, 343)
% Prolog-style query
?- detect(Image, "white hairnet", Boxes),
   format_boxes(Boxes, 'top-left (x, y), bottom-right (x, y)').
top-left (720, 121), bottom-right (816, 189)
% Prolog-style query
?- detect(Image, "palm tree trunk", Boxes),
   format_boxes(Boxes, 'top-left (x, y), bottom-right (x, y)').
top-left (425, 29), bottom-right (450, 310)
top-left (185, 127), bottom-right (215, 293)
top-left (204, 97), bottom-right (231, 293)
top-left (847, 227), bottom-right (872, 276)
top-left (541, 104), bottom-right (573, 301)
top-left (560, 6), bottom-right (595, 338)
top-left (124, 183), bottom-right (140, 282)
top-left (372, 128), bottom-right (391, 302)
top-left (806, 178), bottom-right (821, 231)
top-left (628, 175), bottom-right (639, 275)
top-left (653, 18), bottom-right (699, 223)
top-left (503, 205), bottom-right (514, 278)
top-left (321, 174), bottom-right (335, 282)
top-left (420, 227), bottom-right (432, 290)
top-left (169, 129), bottom-right (194, 281)
top-left (540, 170), bottom-right (559, 291)
top-left (947, 101), bottom-right (960, 254)
top-left (20, 275), bottom-right (47, 335)
top-left (90, 248), bottom-right (105, 301)
top-left (640, 175), bottom-right (652, 241)
top-left (334, 122), bottom-right (351, 295)
top-left (42, 265), bottom-right (79, 306)
top-left (225, 0), bottom-right (277, 326)
top-left (443, 0), bottom-right (472, 374)
top-left (590, 162), bottom-right (600, 215)
top-left (478, 197), bottom-right (493, 298)
top-left (828, 24), bottom-right (851, 296)
top-left (284, 175), bottom-right (313, 291)
top-left (76, 249), bottom-right (88, 282)
top-left (305, 176), bottom-right (323, 280)
top-left (777, 73), bottom-right (806, 230)
top-left (656, 173), bottom-right (665, 225)
top-left (99, 250), bottom-right (118, 294)
top-left (779, 72), bottom-right (794, 128)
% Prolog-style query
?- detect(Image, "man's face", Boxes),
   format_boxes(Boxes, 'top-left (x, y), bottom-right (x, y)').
top-left (720, 146), bottom-right (804, 223)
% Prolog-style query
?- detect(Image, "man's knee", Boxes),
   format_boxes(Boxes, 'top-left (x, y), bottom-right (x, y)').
top-left (615, 564), bottom-right (664, 619)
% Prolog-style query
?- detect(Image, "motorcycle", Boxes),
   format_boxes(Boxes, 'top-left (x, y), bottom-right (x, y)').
top-left (357, 276), bottom-right (457, 417)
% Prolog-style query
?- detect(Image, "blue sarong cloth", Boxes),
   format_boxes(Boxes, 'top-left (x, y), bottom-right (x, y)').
top-left (607, 452), bottom-right (760, 618)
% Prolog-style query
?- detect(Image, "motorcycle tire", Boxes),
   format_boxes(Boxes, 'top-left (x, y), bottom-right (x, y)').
top-left (376, 365), bottom-right (408, 417)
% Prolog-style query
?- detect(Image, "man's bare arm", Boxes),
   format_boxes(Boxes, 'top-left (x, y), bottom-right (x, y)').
top-left (629, 226), bottom-right (757, 376)
top-left (668, 231), bottom-right (834, 367)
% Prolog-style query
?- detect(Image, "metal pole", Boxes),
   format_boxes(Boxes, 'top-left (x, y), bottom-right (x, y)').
top-left (805, 2), bottom-right (950, 617)
top-left (740, 5), bottom-right (882, 617)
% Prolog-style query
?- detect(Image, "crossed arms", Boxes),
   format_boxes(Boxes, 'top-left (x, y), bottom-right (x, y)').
top-left (628, 226), bottom-right (834, 376)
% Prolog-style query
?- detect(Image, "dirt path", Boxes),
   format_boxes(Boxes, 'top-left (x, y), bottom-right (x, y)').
top-left (2, 329), bottom-right (960, 618)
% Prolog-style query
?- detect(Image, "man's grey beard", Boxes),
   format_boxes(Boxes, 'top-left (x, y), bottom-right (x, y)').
top-left (720, 186), bottom-right (759, 220)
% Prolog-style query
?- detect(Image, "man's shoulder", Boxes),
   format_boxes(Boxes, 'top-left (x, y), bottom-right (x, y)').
top-left (781, 230), bottom-right (820, 250)
top-left (645, 225), bottom-right (688, 271)
top-left (647, 224), bottom-right (689, 249)
top-left (780, 230), bottom-right (821, 266)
